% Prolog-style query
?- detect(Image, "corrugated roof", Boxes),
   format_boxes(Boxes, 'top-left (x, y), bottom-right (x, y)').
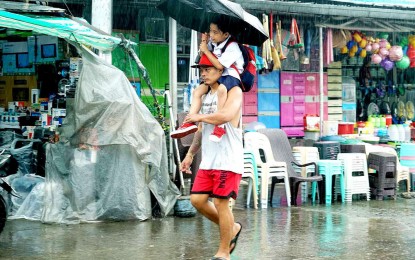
top-left (330, 0), bottom-right (415, 9)
top-left (234, 0), bottom-right (415, 22)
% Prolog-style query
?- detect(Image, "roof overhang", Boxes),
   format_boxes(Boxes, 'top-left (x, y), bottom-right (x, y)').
top-left (0, 0), bottom-right (65, 13)
top-left (234, 0), bottom-right (415, 22)
top-left (0, 9), bottom-right (136, 51)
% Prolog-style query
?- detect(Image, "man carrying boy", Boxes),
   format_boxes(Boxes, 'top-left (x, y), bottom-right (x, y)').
top-left (180, 53), bottom-right (243, 260)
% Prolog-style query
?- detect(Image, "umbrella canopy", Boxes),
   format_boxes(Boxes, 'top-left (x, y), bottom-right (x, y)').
top-left (157, 0), bottom-right (268, 46)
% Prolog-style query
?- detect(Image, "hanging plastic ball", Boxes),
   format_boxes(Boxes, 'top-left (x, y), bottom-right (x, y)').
top-left (407, 46), bottom-right (415, 59)
top-left (379, 32), bottom-right (389, 40)
top-left (371, 54), bottom-right (382, 64)
top-left (379, 39), bottom-right (388, 48)
top-left (351, 45), bottom-right (358, 53)
top-left (400, 37), bottom-right (409, 47)
top-left (340, 46), bottom-right (348, 54)
top-left (389, 46), bottom-right (403, 61)
top-left (347, 40), bottom-right (355, 49)
top-left (403, 45), bottom-right (408, 56)
top-left (380, 57), bottom-right (394, 71)
top-left (353, 32), bottom-right (362, 43)
top-left (360, 49), bottom-right (367, 58)
top-left (359, 38), bottom-right (367, 48)
top-left (349, 51), bottom-right (356, 57)
top-left (365, 44), bottom-right (372, 52)
top-left (379, 47), bottom-right (389, 58)
top-left (372, 42), bottom-right (380, 52)
top-left (396, 56), bottom-right (410, 69)
top-left (410, 59), bottom-right (415, 68)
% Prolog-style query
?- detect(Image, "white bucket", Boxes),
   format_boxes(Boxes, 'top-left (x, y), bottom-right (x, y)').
top-left (323, 121), bottom-right (338, 136)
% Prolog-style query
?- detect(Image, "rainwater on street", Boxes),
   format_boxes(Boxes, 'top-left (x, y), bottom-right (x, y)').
top-left (1, 184), bottom-right (415, 260)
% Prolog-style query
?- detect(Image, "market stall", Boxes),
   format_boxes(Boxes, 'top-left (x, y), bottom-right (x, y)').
top-left (0, 2), bottom-right (180, 223)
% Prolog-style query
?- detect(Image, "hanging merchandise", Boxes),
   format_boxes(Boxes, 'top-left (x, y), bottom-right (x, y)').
top-left (332, 29), bottom-right (348, 49)
top-left (300, 27), bottom-right (310, 65)
top-left (324, 28), bottom-right (334, 66)
top-left (406, 101), bottom-right (415, 121)
top-left (276, 20), bottom-right (286, 60)
top-left (262, 13), bottom-right (271, 70)
top-left (269, 13), bottom-right (281, 70)
top-left (288, 18), bottom-right (303, 49)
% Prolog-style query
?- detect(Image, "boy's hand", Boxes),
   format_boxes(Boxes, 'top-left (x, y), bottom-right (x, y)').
top-left (200, 33), bottom-right (209, 53)
top-left (201, 33), bottom-right (208, 42)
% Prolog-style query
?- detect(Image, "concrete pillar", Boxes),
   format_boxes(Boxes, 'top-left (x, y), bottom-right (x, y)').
top-left (91, 0), bottom-right (112, 63)
top-left (169, 18), bottom-right (178, 117)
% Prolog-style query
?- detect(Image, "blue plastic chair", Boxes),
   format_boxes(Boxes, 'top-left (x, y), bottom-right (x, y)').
top-left (243, 149), bottom-right (259, 208)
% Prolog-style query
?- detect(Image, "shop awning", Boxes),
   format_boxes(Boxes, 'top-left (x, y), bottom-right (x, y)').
top-left (330, 0), bottom-right (415, 8)
top-left (0, 10), bottom-right (135, 51)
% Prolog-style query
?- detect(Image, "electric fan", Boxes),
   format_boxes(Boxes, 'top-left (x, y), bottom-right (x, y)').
top-left (366, 102), bottom-right (379, 117)
top-left (379, 100), bottom-right (391, 115)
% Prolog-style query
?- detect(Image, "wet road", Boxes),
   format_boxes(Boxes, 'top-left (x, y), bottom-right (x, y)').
top-left (1, 186), bottom-right (415, 260)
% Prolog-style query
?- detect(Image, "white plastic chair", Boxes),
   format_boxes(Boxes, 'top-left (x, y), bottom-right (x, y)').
top-left (244, 132), bottom-right (291, 208)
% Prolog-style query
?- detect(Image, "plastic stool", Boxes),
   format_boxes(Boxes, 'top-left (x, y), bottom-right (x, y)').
top-left (337, 153), bottom-right (370, 202)
top-left (340, 144), bottom-right (366, 154)
top-left (367, 152), bottom-right (397, 200)
top-left (312, 160), bottom-right (345, 205)
top-left (313, 141), bottom-right (341, 160)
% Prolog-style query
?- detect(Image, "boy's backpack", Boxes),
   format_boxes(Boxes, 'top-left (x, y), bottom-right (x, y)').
top-left (222, 39), bottom-right (257, 92)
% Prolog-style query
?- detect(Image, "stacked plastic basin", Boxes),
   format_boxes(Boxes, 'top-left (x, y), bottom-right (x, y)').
top-left (257, 71), bottom-right (280, 128)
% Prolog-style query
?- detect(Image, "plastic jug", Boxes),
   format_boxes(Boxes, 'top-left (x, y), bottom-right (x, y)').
top-left (385, 115), bottom-right (392, 126)
top-left (397, 124), bottom-right (405, 142)
top-left (388, 124), bottom-right (399, 141)
top-left (403, 124), bottom-right (411, 142)
top-left (380, 115), bottom-right (386, 128)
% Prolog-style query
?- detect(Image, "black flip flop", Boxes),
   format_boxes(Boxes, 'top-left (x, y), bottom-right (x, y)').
top-left (229, 222), bottom-right (242, 254)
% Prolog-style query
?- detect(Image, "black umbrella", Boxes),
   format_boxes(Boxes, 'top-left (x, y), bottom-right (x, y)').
top-left (157, 0), bottom-right (269, 46)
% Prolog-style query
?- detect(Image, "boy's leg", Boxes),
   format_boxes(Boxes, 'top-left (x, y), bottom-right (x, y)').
top-left (209, 84), bottom-right (229, 142)
top-left (170, 84), bottom-right (209, 139)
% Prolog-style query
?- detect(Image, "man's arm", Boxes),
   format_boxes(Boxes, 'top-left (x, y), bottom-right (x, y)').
top-left (180, 125), bottom-right (202, 174)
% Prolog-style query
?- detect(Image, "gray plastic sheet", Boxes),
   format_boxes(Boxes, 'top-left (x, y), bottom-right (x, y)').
top-left (41, 46), bottom-right (180, 224)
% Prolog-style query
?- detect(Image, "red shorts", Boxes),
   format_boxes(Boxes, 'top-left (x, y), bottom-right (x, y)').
top-left (191, 169), bottom-right (242, 200)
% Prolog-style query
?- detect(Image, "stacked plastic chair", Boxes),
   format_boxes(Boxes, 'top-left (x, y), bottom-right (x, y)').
top-left (243, 149), bottom-right (259, 209)
top-left (258, 128), bottom-right (324, 206)
top-left (340, 144), bottom-right (366, 154)
top-left (312, 160), bottom-right (345, 205)
top-left (399, 143), bottom-right (415, 191)
top-left (337, 153), bottom-right (370, 202)
top-left (244, 132), bottom-right (291, 208)
top-left (313, 141), bottom-right (341, 160)
top-left (292, 147), bottom-right (320, 203)
top-left (367, 152), bottom-right (397, 200)
top-left (365, 144), bottom-right (410, 193)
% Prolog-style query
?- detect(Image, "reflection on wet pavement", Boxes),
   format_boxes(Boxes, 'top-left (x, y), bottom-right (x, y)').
top-left (1, 185), bottom-right (415, 259)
